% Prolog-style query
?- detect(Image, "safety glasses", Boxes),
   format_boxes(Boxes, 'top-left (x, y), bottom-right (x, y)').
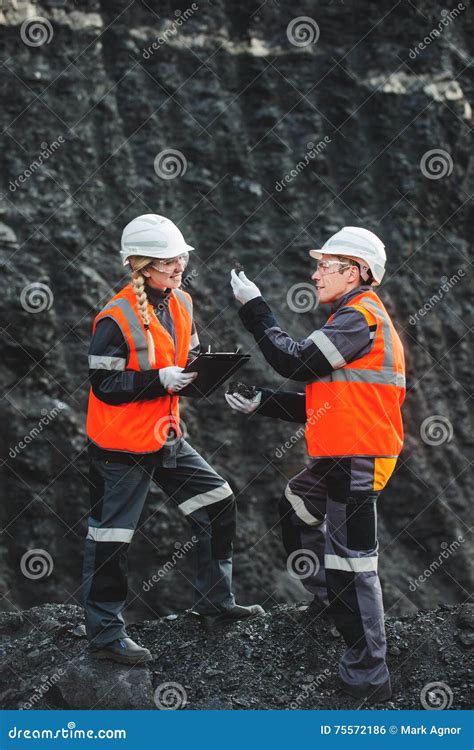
top-left (149, 252), bottom-right (190, 273)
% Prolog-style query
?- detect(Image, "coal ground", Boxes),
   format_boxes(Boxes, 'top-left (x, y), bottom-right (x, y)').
top-left (0, 602), bottom-right (472, 711)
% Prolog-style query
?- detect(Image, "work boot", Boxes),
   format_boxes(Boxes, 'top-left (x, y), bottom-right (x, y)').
top-left (338, 676), bottom-right (392, 703)
top-left (199, 604), bottom-right (265, 631)
top-left (90, 637), bottom-right (152, 665)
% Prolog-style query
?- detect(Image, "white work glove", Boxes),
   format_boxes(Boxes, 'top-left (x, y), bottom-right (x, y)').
top-left (159, 366), bottom-right (197, 393)
top-left (225, 390), bottom-right (262, 414)
top-left (230, 269), bottom-right (262, 305)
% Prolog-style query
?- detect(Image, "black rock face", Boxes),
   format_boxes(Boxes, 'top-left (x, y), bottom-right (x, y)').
top-left (0, 1), bottom-right (472, 624)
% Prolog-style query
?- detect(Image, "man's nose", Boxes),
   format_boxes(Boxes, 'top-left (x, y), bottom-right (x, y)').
top-left (312, 269), bottom-right (320, 281)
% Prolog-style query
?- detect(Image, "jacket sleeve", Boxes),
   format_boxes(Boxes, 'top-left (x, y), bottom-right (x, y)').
top-left (255, 388), bottom-right (306, 423)
top-left (238, 296), bottom-right (376, 381)
top-left (187, 318), bottom-right (201, 364)
top-left (88, 318), bottom-right (169, 405)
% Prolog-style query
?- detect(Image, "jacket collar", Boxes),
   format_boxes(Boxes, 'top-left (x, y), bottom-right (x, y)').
top-left (145, 284), bottom-right (172, 308)
top-left (330, 285), bottom-right (374, 315)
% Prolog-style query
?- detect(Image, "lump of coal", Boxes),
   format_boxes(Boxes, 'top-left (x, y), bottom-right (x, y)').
top-left (227, 381), bottom-right (257, 400)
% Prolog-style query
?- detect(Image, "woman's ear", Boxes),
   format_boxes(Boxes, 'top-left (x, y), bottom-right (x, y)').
top-left (142, 268), bottom-right (151, 278)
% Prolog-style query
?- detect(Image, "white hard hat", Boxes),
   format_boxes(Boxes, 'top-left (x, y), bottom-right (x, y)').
top-left (309, 226), bottom-right (386, 285)
top-left (120, 214), bottom-right (194, 266)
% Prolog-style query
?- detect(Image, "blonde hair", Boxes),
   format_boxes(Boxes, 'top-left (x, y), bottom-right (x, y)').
top-left (129, 255), bottom-right (156, 367)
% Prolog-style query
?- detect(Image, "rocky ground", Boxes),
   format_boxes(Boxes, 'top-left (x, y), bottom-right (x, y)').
top-left (0, 601), bottom-right (472, 710)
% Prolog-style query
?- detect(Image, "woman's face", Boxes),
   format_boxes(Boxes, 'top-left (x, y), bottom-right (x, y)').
top-left (142, 254), bottom-right (188, 291)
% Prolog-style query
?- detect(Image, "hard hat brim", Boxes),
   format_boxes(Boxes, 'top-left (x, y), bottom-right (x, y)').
top-left (122, 243), bottom-right (194, 266)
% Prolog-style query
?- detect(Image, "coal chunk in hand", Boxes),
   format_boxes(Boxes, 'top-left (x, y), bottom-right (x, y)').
top-left (227, 381), bottom-right (258, 400)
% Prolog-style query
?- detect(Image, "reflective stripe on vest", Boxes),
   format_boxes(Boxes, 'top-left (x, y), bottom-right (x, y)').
top-left (86, 284), bottom-right (193, 453)
top-left (305, 290), bottom-right (405, 459)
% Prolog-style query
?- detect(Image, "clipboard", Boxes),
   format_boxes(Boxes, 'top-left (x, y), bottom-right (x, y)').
top-left (179, 352), bottom-right (251, 398)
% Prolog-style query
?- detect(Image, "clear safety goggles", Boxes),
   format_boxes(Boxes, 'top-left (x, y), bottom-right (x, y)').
top-left (149, 252), bottom-right (190, 273)
top-left (314, 258), bottom-right (360, 275)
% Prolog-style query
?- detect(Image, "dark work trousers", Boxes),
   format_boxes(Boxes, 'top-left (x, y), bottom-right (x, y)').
top-left (82, 438), bottom-right (236, 648)
top-left (279, 456), bottom-right (397, 693)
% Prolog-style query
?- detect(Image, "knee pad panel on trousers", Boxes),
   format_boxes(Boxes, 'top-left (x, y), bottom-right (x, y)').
top-left (278, 493), bottom-right (303, 554)
top-left (207, 494), bottom-right (236, 559)
top-left (346, 495), bottom-right (377, 551)
top-left (326, 569), bottom-right (366, 649)
top-left (90, 542), bottom-right (128, 602)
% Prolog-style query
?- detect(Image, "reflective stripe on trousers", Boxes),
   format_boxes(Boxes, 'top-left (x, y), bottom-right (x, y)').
top-left (82, 439), bottom-right (236, 648)
top-left (279, 456), bottom-right (396, 692)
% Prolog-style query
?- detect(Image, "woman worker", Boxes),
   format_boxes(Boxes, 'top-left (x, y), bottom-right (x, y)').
top-left (83, 214), bottom-right (263, 664)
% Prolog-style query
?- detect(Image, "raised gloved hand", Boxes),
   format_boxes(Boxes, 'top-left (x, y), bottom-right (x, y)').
top-left (230, 269), bottom-right (262, 305)
top-left (159, 366), bottom-right (197, 392)
top-left (225, 390), bottom-right (262, 414)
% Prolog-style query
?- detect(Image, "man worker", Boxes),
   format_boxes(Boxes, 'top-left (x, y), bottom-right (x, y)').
top-left (226, 227), bottom-right (405, 702)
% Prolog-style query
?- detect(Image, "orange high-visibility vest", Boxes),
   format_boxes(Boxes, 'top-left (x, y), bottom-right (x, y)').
top-left (305, 290), bottom-right (405, 459)
top-left (87, 283), bottom-right (192, 453)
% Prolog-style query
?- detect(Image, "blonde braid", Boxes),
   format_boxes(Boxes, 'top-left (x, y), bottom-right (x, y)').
top-left (130, 260), bottom-right (156, 367)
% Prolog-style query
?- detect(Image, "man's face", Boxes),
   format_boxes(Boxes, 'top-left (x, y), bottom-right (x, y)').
top-left (311, 254), bottom-right (360, 304)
